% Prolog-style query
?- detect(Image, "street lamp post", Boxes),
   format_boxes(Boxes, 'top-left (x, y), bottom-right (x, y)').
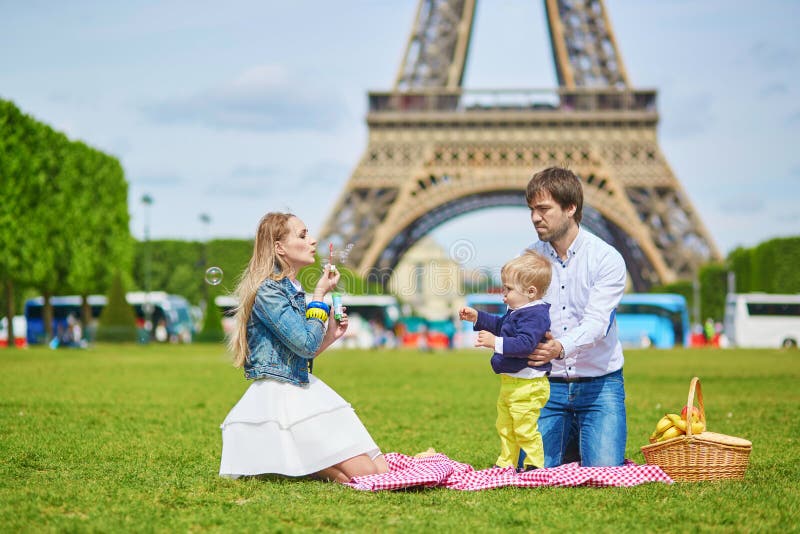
top-left (199, 213), bottom-right (212, 310)
top-left (199, 213), bottom-right (211, 244)
top-left (141, 194), bottom-right (154, 341)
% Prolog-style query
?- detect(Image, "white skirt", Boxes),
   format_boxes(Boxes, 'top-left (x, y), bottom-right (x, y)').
top-left (219, 374), bottom-right (381, 478)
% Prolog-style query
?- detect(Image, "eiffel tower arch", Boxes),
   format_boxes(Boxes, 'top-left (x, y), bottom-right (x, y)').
top-left (320, 0), bottom-right (721, 291)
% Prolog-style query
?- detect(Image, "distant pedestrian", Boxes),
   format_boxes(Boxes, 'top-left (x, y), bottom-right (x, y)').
top-left (704, 318), bottom-right (715, 345)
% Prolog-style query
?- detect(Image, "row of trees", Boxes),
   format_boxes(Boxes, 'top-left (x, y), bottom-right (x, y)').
top-left (652, 236), bottom-right (800, 321)
top-left (2, 93), bottom-right (794, 342)
top-left (0, 99), bottom-right (132, 343)
top-left (727, 237), bottom-right (800, 294)
top-left (133, 239), bottom-right (252, 306)
top-left (134, 236), bottom-right (800, 325)
top-left (131, 238), bottom-right (386, 306)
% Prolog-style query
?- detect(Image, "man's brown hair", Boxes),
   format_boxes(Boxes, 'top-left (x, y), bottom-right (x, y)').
top-left (525, 166), bottom-right (583, 225)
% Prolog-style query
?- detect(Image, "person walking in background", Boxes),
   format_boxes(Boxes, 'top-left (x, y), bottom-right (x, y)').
top-left (704, 317), bottom-right (716, 346)
top-left (525, 166), bottom-right (628, 467)
top-left (219, 212), bottom-right (388, 482)
top-left (459, 250), bottom-right (552, 471)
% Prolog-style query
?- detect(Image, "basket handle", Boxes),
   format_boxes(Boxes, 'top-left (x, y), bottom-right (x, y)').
top-left (685, 376), bottom-right (707, 437)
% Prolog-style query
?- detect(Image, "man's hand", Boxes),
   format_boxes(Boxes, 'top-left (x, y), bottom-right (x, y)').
top-left (527, 331), bottom-right (563, 367)
top-left (459, 306), bottom-right (478, 323)
top-left (475, 330), bottom-right (496, 349)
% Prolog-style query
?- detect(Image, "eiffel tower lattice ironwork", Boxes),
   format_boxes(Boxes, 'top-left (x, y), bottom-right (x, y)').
top-left (319, 0), bottom-right (721, 291)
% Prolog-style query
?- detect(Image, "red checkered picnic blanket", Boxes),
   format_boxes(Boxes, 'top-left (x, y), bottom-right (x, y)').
top-left (344, 453), bottom-right (673, 491)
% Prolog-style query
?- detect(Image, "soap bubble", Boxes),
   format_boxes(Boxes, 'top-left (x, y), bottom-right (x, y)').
top-left (338, 243), bottom-right (355, 265)
top-left (205, 266), bottom-right (223, 285)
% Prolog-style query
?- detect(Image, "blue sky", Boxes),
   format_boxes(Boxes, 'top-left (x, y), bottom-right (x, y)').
top-left (2, 0), bottom-right (798, 271)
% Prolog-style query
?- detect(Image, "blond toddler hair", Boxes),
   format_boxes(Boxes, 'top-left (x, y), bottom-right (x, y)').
top-left (501, 250), bottom-right (552, 296)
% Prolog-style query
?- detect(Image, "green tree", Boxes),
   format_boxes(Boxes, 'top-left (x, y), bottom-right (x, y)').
top-left (34, 126), bottom-right (76, 340)
top-left (649, 279), bottom-right (694, 315)
top-left (205, 239), bottom-right (255, 296)
top-left (131, 238), bottom-right (388, 306)
top-left (297, 255), bottom-right (386, 296)
top-left (698, 263), bottom-right (728, 321)
top-left (195, 295), bottom-right (225, 343)
top-left (0, 101), bottom-right (57, 342)
top-left (0, 100), bottom-right (34, 345)
top-left (96, 273), bottom-right (138, 343)
top-left (1, 99), bottom-right (132, 346)
top-left (752, 237), bottom-right (800, 294)
top-left (133, 240), bottom-right (203, 302)
top-left (96, 155), bottom-right (135, 315)
top-left (727, 247), bottom-right (753, 293)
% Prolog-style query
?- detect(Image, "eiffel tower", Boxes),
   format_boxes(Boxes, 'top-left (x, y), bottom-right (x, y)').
top-left (319, 0), bottom-right (721, 291)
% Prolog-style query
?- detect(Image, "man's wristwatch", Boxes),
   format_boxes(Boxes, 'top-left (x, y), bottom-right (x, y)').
top-left (556, 345), bottom-right (566, 360)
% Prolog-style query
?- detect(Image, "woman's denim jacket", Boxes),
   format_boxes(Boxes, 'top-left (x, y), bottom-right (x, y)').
top-left (243, 277), bottom-right (325, 386)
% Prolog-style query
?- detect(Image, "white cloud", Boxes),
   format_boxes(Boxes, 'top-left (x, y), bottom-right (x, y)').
top-left (141, 65), bottom-right (346, 132)
top-left (749, 41), bottom-right (799, 71)
top-left (659, 92), bottom-right (714, 139)
top-left (231, 165), bottom-right (279, 179)
top-left (132, 173), bottom-right (183, 187)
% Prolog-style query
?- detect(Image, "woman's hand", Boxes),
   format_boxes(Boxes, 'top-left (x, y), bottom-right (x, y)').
top-left (312, 264), bottom-right (340, 301)
top-left (315, 307), bottom-right (349, 357)
top-left (328, 308), bottom-right (349, 341)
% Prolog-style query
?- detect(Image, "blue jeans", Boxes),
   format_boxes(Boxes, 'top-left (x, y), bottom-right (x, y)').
top-left (536, 369), bottom-right (627, 467)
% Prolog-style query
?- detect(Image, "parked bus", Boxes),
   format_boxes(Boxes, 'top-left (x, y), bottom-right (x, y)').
top-left (724, 293), bottom-right (800, 349)
top-left (457, 292), bottom-right (688, 350)
top-left (215, 295), bottom-right (239, 335)
top-left (615, 293), bottom-right (689, 349)
top-left (126, 292), bottom-right (195, 343)
top-left (332, 295), bottom-right (402, 349)
top-left (24, 292), bottom-right (195, 344)
top-left (456, 293), bottom-right (506, 348)
top-left (1, 316), bottom-right (28, 348)
top-left (214, 293), bottom-right (403, 347)
top-left (23, 295), bottom-right (106, 345)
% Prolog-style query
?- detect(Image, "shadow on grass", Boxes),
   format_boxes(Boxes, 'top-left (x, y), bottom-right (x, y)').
top-left (243, 473), bottom-right (310, 485)
top-left (240, 473), bottom-right (437, 492)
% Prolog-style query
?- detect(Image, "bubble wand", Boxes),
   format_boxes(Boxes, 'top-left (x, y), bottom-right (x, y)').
top-left (329, 243), bottom-right (343, 321)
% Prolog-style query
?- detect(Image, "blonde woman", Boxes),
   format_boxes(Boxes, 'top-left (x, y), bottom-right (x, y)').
top-left (219, 212), bottom-right (387, 482)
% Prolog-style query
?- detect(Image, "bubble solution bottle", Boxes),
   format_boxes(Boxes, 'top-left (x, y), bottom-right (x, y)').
top-left (332, 292), bottom-right (343, 321)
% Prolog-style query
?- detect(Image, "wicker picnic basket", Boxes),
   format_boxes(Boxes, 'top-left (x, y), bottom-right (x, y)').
top-left (640, 377), bottom-right (751, 482)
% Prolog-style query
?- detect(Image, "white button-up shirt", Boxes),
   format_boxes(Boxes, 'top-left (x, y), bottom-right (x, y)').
top-left (527, 227), bottom-right (626, 378)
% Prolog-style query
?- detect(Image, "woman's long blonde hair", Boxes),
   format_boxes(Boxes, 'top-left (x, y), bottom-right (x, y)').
top-left (228, 212), bottom-right (295, 367)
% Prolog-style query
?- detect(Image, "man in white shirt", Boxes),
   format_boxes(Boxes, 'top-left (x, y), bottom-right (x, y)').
top-left (525, 166), bottom-right (628, 467)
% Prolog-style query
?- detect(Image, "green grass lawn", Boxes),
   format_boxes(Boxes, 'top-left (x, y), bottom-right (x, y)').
top-left (1, 344), bottom-right (799, 532)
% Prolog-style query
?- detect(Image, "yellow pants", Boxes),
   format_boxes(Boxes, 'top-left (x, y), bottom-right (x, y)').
top-left (495, 375), bottom-right (550, 469)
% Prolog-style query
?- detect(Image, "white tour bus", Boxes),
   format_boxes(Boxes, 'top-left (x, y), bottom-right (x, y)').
top-left (214, 293), bottom-right (402, 339)
top-left (724, 293), bottom-right (800, 349)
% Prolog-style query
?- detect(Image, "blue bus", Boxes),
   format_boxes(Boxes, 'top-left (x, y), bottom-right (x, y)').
top-left (24, 292), bottom-right (195, 344)
top-left (458, 292), bottom-right (688, 350)
top-left (456, 293), bottom-right (506, 348)
top-left (615, 293), bottom-right (689, 349)
top-left (23, 295), bottom-right (106, 345)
